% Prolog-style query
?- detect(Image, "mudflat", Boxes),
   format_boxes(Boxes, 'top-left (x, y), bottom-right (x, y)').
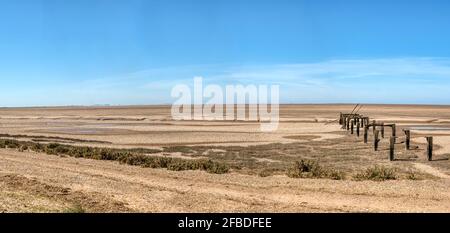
top-left (1, 104), bottom-right (449, 212)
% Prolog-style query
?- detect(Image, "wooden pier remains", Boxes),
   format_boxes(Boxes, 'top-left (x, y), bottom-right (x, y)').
top-left (338, 112), bottom-right (436, 163)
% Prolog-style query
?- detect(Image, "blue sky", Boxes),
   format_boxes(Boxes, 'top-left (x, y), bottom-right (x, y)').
top-left (1, 0), bottom-right (450, 106)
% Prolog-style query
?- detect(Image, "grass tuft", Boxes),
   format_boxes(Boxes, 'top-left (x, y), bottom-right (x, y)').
top-left (353, 165), bottom-right (397, 181)
top-left (64, 203), bottom-right (86, 213)
top-left (287, 159), bottom-right (345, 180)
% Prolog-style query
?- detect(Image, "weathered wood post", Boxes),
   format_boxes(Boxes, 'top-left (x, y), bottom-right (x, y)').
top-left (356, 122), bottom-right (360, 137)
top-left (392, 124), bottom-right (396, 137)
top-left (404, 130), bottom-right (411, 150)
top-left (380, 122), bottom-right (385, 138)
top-left (374, 130), bottom-right (380, 151)
top-left (426, 136), bottom-right (433, 161)
top-left (372, 120), bottom-right (376, 133)
top-left (350, 120), bottom-right (354, 134)
top-left (346, 117), bottom-right (350, 130)
top-left (361, 117), bottom-right (364, 128)
top-left (339, 113), bottom-right (343, 125)
top-left (364, 126), bottom-right (368, 143)
top-left (342, 116), bottom-right (346, 129)
top-left (366, 117), bottom-right (370, 127)
top-left (389, 136), bottom-right (396, 161)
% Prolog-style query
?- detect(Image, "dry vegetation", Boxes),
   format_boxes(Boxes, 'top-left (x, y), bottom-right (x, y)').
top-left (0, 138), bottom-right (229, 174)
top-left (0, 133), bottom-right (435, 180)
top-left (0, 174), bottom-right (129, 213)
top-left (0, 104), bottom-right (449, 212)
top-left (159, 132), bottom-right (439, 180)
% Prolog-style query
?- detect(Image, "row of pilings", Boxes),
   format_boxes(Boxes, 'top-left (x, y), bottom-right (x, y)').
top-left (339, 113), bottom-right (433, 161)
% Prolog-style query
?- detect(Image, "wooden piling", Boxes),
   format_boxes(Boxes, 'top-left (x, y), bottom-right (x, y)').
top-left (372, 120), bottom-right (376, 133)
top-left (350, 120), bottom-right (354, 134)
top-left (404, 130), bottom-right (411, 150)
top-left (392, 124), bottom-right (396, 137)
top-left (426, 137), bottom-right (433, 161)
top-left (380, 122), bottom-right (385, 138)
top-left (346, 118), bottom-right (350, 130)
top-left (356, 122), bottom-right (360, 137)
top-left (374, 130), bottom-right (380, 151)
top-left (389, 136), bottom-right (396, 161)
top-left (339, 113), bottom-right (343, 125)
top-left (364, 126), bottom-right (368, 143)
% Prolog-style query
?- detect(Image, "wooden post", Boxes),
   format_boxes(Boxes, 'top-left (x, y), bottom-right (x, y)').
top-left (364, 126), bottom-right (368, 143)
top-left (372, 120), bottom-right (376, 133)
top-left (346, 117), bottom-right (350, 130)
top-left (366, 117), bottom-right (370, 127)
top-left (389, 136), bottom-right (396, 161)
top-left (339, 113), bottom-right (343, 125)
top-left (380, 122), bottom-right (385, 138)
top-left (350, 120), bottom-right (354, 134)
top-left (356, 122), bottom-right (360, 137)
top-left (361, 117), bottom-right (364, 128)
top-left (342, 116), bottom-right (346, 129)
top-left (374, 130), bottom-right (380, 151)
top-left (426, 137), bottom-right (433, 161)
top-left (392, 124), bottom-right (396, 137)
top-left (404, 130), bottom-right (411, 150)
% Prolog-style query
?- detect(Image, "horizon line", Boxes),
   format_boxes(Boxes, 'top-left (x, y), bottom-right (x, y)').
top-left (2, 102), bottom-right (450, 109)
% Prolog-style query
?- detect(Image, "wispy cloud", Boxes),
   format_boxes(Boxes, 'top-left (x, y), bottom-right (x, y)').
top-left (68, 57), bottom-right (450, 105)
top-left (2, 57), bottom-right (450, 107)
top-left (134, 57), bottom-right (450, 104)
top-left (221, 57), bottom-right (450, 82)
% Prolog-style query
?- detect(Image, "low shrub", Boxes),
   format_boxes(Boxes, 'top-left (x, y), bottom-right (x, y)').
top-left (287, 160), bottom-right (325, 178)
top-left (0, 138), bottom-right (229, 174)
top-left (353, 166), bottom-right (397, 181)
top-left (327, 170), bottom-right (345, 180)
top-left (287, 159), bottom-right (345, 180)
top-left (64, 203), bottom-right (86, 213)
top-left (201, 160), bottom-right (229, 174)
top-left (258, 169), bottom-right (274, 177)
